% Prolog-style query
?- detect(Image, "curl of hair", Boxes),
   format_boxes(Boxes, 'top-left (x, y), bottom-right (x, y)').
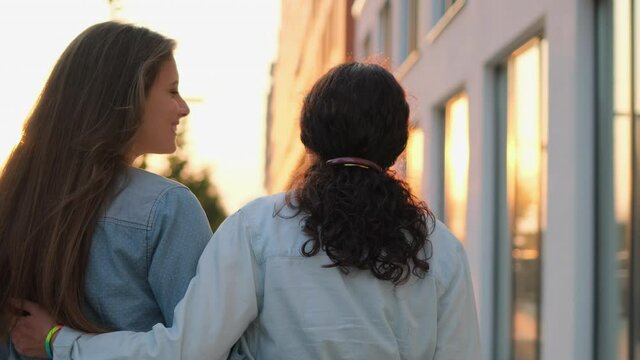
top-left (289, 165), bottom-right (435, 285)
top-left (286, 62), bottom-right (436, 285)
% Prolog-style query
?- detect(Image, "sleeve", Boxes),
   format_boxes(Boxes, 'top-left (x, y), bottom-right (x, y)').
top-left (146, 186), bottom-right (213, 326)
top-left (53, 210), bottom-right (260, 360)
top-left (434, 240), bottom-right (482, 360)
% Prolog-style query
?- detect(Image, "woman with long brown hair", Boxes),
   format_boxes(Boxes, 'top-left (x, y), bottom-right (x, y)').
top-left (0, 21), bottom-right (212, 359)
top-left (11, 62), bottom-right (479, 359)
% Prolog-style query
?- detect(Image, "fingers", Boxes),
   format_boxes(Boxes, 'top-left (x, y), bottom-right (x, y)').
top-left (7, 298), bottom-right (32, 317)
top-left (7, 298), bottom-right (26, 316)
top-left (11, 316), bottom-right (30, 336)
top-left (8, 298), bottom-right (23, 310)
top-left (11, 319), bottom-right (36, 358)
top-left (7, 314), bottom-right (17, 331)
top-left (10, 312), bottom-right (51, 358)
top-left (7, 298), bottom-right (56, 358)
top-left (12, 299), bottom-right (42, 315)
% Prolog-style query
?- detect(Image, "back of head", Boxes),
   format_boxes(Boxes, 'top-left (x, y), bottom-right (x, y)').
top-left (291, 62), bottom-right (435, 285)
top-left (0, 21), bottom-right (175, 338)
top-left (301, 62), bottom-right (409, 169)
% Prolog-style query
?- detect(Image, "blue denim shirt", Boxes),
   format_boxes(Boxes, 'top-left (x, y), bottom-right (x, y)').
top-left (5, 167), bottom-right (213, 359)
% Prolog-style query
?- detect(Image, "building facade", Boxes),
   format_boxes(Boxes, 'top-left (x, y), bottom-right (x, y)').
top-left (352, 0), bottom-right (638, 359)
top-left (265, 0), bottom-right (355, 193)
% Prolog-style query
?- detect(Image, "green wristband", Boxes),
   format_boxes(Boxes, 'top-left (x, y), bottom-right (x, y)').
top-left (45, 325), bottom-right (63, 359)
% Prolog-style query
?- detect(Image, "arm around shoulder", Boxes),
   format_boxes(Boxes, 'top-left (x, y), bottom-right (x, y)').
top-left (52, 211), bottom-right (259, 359)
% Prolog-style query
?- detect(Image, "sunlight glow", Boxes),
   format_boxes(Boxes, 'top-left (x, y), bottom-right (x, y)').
top-left (506, 37), bottom-right (547, 360)
top-left (0, 1), bottom-right (110, 167)
top-left (1, 0), bottom-right (280, 212)
top-left (406, 127), bottom-right (424, 197)
top-left (508, 39), bottom-right (544, 236)
top-left (444, 93), bottom-right (469, 242)
top-left (614, 117), bottom-right (632, 223)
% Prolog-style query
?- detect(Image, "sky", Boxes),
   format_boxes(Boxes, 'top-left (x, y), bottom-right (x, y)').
top-left (0, 0), bottom-right (281, 213)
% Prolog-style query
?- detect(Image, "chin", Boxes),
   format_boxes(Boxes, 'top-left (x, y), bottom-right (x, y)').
top-left (155, 145), bottom-right (177, 154)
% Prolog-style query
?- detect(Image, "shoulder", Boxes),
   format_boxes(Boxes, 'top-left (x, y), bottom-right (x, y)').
top-left (226, 192), bottom-right (301, 259)
top-left (428, 221), bottom-right (467, 290)
top-left (239, 192), bottom-right (289, 218)
top-left (103, 167), bottom-right (193, 226)
top-left (124, 167), bottom-right (185, 192)
top-left (236, 192), bottom-right (298, 230)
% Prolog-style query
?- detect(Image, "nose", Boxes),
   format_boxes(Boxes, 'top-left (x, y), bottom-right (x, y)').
top-left (179, 97), bottom-right (190, 117)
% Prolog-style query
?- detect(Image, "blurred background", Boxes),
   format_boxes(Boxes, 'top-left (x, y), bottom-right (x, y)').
top-left (1, 0), bottom-right (639, 359)
top-left (0, 0), bottom-right (280, 221)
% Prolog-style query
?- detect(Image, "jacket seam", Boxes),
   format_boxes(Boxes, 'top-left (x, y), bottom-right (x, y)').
top-left (98, 217), bottom-right (148, 230)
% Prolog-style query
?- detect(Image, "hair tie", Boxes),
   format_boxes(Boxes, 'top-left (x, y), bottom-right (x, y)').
top-left (326, 157), bottom-right (384, 172)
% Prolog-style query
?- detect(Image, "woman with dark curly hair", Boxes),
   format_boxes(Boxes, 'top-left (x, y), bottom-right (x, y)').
top-left (11, 62), bottom-right (480, 359)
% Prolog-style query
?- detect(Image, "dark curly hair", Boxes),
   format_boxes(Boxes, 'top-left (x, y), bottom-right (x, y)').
top-left (286, 62), bottom-right (436, 285)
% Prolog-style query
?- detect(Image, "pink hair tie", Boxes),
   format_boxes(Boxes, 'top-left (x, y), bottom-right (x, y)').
top-left (326, 157), bottom-right (384, 172)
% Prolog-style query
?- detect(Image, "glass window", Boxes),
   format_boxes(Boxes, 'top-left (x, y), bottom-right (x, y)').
top-left (433, 0), bottom-right (459, 23)
top-left (596, 0), bottom-right (638, 358)
top-left (409, 0), bottom-right (419, 53)
top-left (506, 37), bottom-right (547, 360)
top-left (633, 0), bottom-right (640, 115)
top-left (378, 1), bottom-right (392, 60)
top-left (406, 126), bottom-right (424, 197)
top-left (392, 126), bottom-right (422, 195)
top-left (443, 93), bottom-right (469, 242)
top-left (400, 0), bottom-right (420, 61)
top-left (495, 37), bottom-right (548, 360)
top-left (363, 33), bottom-right (372, 58)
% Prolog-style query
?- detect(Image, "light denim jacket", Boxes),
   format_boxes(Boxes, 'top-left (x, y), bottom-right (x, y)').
top-left (54, 192), bottom-right (480, 360)
top-left (6, 167), bottom-right (213, 359)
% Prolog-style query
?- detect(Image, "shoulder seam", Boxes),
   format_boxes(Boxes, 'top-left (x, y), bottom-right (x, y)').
top-left (98, 217), bottom-right (148, 229)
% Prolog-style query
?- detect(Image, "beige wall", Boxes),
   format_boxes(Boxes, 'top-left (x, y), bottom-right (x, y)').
top-left (265, 0), bottom-right (354, 193)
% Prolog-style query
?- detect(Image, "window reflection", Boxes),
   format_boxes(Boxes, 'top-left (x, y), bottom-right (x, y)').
top-left (444, 93), bottom-right (469, 242)
top-left (378, 1), bottom-right (391, 59)
top-left (406, 127), bottom-right (424, 197)
top-left (409, 0), bottom-right (419, 54)
top-left (507, 38), bottom-right (547, 360)
top-left (434, 0), bottom-right (460, 21)
top-left (633, 0), bottom-right (640, 114)
top-left (601, 0), bottom-right (633, 358)
top-left (400, 0), bottom-right (419, 59)
top-left (596, 0), bottom-right (635, 358)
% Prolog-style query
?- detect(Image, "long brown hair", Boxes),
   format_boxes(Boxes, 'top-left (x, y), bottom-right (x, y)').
top-left (0, 21), bottom-right (175, 338)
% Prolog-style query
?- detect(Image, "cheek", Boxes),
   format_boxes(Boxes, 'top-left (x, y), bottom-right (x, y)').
top-left (137, 112), bottom-right (161, 141)
top-left (154, 99), bottom-right (180, 119)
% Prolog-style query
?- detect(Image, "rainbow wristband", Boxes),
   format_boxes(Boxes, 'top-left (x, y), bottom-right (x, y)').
top-left (45, 325), bottom-right (63, 359)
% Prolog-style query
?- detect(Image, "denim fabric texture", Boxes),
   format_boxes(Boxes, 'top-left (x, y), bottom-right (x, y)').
top-left (5, 167), bottom-right (213, 360)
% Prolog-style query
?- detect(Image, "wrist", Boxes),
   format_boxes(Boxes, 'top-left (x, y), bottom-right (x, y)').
top-left (45, 324), bottom-right (63, 358)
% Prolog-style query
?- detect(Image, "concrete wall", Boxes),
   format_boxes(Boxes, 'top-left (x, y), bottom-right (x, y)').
top-left (266, 0), bottom-right (354, 193)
